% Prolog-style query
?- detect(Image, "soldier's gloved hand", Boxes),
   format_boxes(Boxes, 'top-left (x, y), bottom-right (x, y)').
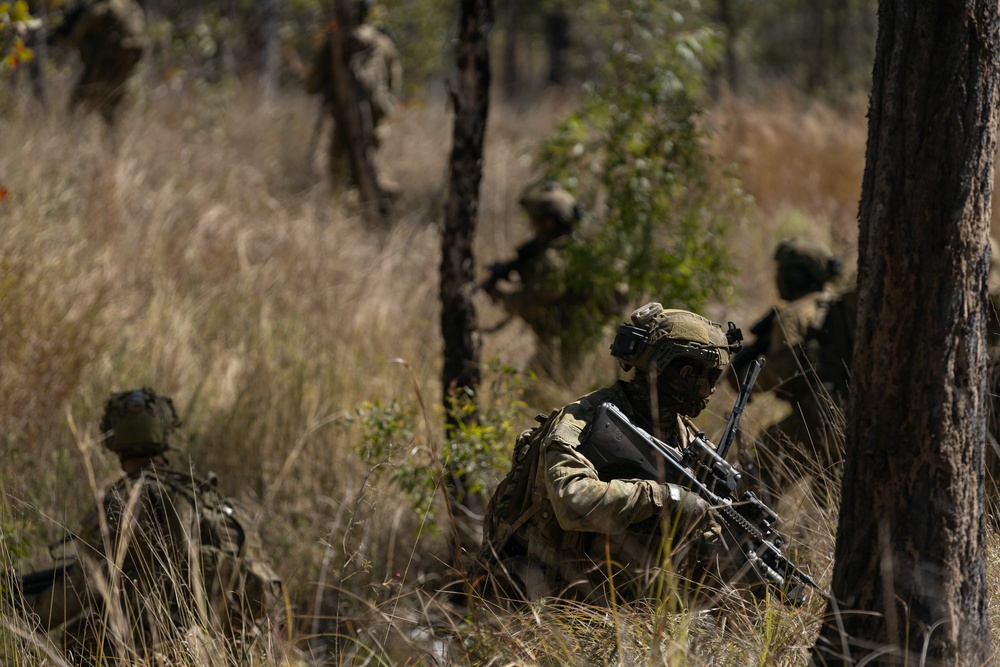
top-left (662, 483), bottom-right (710, 524)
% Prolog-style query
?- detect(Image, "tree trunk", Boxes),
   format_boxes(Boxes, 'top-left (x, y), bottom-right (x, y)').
top-left (440, 0), bottom-right (490, 505)
top-left (810, 2), bottom-right (998, 666)
top-left (330, 0), bottom-right (391, 221)
top-left (26, 0), bottom-right (48, 107)
top-left (544, 9), bottom-right (569, 86)
top-left (501, 0), bottom-right (519, 99)
top-left (256, 0), bottom-right (278, 104)
top-left (805, 0), bottom-right (830, 91)
top-left (713, 0), bottom-right (740, 93)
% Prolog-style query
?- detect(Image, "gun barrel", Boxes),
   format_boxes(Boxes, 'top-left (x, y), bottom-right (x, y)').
top-left (717, 358), bottom-right (764, 460)
top-left (18, 564), bottom-right (71, 599)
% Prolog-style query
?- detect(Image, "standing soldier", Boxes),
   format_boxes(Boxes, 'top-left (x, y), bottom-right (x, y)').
top-left (13, 388), bottom-right (283, 664)
top-left (47, 0), bottom-right (146, 126)
top-left (483, 181), bottom-right (589, 379)
top-left (305, 0), bottom-right (402, 193)
top-left (729, 237), bottom-right (851, 499)
top-left (473, 304), bottom-right (745, 603)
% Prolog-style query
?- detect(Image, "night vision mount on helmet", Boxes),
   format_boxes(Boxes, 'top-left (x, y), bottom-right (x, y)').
top-left (611, 303), bottom-right (743, 373)
top-left (99, 387), bottom-right (182, 458)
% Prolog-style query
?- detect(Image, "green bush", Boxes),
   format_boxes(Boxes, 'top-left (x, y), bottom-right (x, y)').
top-left (537, 0), bottom-right (749, 350)
top-left (352, 362), bottom-right (529, 530)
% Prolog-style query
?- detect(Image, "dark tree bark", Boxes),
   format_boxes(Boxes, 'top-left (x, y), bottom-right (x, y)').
top-left (440, 0), bottom-right (490, 504)
top-left (255, 0), bottom-right (278, 103)
top-left (810, 2), bottom-right (998, 666)
top-left (26, 0), bottom-right (48, 107)
top-left (544, 9), bottom-right (569, 86)
top-left (713, 0), bottom-right (740, 93)
top-left (500, 0), bottom-right (520, 99)
top-left (805, 0), bottom-right (831, 91)
top-left (329, 0), bottom-right (391, 221)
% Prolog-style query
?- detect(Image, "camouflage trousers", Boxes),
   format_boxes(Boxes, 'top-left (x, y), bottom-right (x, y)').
top-left (472, 517), bottom-right (735, 607)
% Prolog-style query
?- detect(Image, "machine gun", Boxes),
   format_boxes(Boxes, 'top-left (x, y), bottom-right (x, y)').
top-left (479, 238), bottom-right (546, 295)
top-left (578, 359), bottom-right (819, 604)
top-left (21, 563), bottom-right (72, 596)
top-left (4, 563), bottom-right (74, 610)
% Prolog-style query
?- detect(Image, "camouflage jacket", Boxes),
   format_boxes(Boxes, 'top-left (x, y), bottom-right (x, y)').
top-left (485, 382), bottom-right (720, 601)
top-left (756, 288), bottom-right (845, 405)
top-left (498, 237), bottom-right (569, 342)
top-left (26, 467), bottom-right (282, 650)
top-left (306, 24), bottom-right (402, 126)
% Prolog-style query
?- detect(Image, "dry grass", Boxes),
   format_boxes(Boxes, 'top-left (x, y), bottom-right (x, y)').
top-left (0, 74), bottom-right (994, 665)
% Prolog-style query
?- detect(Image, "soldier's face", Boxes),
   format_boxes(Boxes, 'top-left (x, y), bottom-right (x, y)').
top-left (649, 362), bottom-right (717, 419)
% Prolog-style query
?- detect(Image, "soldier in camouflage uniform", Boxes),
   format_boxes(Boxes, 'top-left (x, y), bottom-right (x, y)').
top-left (729, 238), bottom-right (850, 500)
top-left (473, 304), bottom-right (744, 604)
top-left (47, 0), bottom-right (146, 126)
top-left (18, 388), bottom-right (283, 664)
top-left (305, 0), bottom-right (402, 191)
top-left (484, 182), bottom-right (587, 379)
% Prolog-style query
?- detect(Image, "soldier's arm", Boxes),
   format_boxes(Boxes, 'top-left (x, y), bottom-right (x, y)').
top-left (498, 248), bottom-right (565, 311)
top-left (541, 402), bottom-right (685, 535)
top-left (757, 300), bottom-right (815, 391)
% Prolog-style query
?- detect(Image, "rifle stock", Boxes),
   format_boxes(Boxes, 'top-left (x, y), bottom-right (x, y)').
top-left (4, 563), bottom-right (73, 610)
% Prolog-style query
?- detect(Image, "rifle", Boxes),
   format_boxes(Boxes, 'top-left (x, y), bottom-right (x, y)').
top-left (480, 238), bottom-right (546, 295)
top-left (21, 564), bottom-right (72, 597)
top-left (4, 563), bottom-right (73, 609)
top-left (578, 359), bottom-right (819, 605)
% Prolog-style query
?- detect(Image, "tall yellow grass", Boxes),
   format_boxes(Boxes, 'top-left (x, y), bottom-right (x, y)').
top-left (1, 75), bottom-right (996, 665)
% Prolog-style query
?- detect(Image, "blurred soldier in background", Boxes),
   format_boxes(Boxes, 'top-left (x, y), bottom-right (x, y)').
top-left (728, 238), bottom-right (852, 500)
top-left (13, 388), bottom-right (283, 665)
top-left (47, 0), bottom-right (146, 126)
top-left (483, 181), bottom-right (588, 379)
top-left (473, 304), bottom-right (744, 603)
top-left (305, 0), bottom-right (402, 193)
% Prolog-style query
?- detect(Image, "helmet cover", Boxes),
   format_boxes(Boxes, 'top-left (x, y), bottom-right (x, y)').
top-left (774, 238), bottom-right (841, 298)
top-left (519, 181), bottom-right (582, 231)
top-left (99, 387), bottom-right (181, 458)
top-left (610, 303), bottom-right (741, 373)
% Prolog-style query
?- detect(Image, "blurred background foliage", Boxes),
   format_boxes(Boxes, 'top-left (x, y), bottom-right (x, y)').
top-left (10, 0), bottom-right (876, 100)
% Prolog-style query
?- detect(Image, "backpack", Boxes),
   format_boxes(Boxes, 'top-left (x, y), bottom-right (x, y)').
top-left (169, 475), bottom-right (284, 632)
top-left (808, 286), bottom-right (857, 401)
top-left (479, 410), bottom-right (558, 561)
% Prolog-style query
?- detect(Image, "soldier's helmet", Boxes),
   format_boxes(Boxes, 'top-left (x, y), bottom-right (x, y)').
top-left (99, 387), bottom-right (182, 459)
top-left (519, 181), bottom-right (583, 235)
top-left (610, 302), bottom-right (742, 375)
top-left (774, 237), bottom-right (842, 300)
